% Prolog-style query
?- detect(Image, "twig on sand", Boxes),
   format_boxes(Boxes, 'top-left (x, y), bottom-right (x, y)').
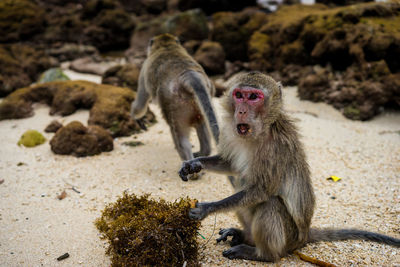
top-left (294, 251), bottom-right (337, 267)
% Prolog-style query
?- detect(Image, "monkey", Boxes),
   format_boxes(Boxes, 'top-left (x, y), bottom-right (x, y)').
top-left (131, 33), bottom-right (219, 162)
top-left (179, 71), bottom-right (400, 262)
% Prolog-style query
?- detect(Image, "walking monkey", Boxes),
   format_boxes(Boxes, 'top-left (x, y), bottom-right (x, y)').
top-left (179, 72), bottom-right (400, 262)
top-left (131, 33), bottom-right (219, 161)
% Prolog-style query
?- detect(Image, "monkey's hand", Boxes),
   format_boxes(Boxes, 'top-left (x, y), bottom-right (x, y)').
top-left (135, 118), bottom-right (147, 131)
top-left (179, 159), bottom-right (203, 181)
top-left (189, 202), bottom-right (211, 220)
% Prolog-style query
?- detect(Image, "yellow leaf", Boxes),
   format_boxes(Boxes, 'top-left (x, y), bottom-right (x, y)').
top-left (327, 175), bottom-right (342, 182)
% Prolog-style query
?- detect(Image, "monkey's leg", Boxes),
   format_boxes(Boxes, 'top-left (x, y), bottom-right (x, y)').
top-left (222, 197), bottom-right (293, 262)
top-left (194, 122), bottom-right (211, 158)
top-left (169, 121), bottom-right (193, 161)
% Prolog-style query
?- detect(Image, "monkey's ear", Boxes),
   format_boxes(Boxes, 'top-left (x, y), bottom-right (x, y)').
top-left (277, 81), bottom-right (283, 98)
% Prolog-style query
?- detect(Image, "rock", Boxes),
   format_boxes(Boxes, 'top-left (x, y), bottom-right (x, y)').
top-left (161, 9), bottom-right (208, 41)
top-left (44, 120), bottom-right (63, 133)
top-left (0, 44), bottom-right (58, 97)
top-left (0, 81), bottom-right (156, 137)
top-left (126, 9), bottom-right (208, 63)
top-left (46, 43), bottom-right (98, 62)
top-left (212, 8), bottom-right (268, 61)
top-left (0, 0), bottom-right (45, 42)
top-left (298, 66), bottom-right (331, 102)
top-left (182, 40), bottom-right (202, 55)
top-left (18, 130), bottom-right (46, 147)
top-left (69, 56), bottom-right (122, 75)
top-left (176, 0), bottom-right (257, 15)
top-left (39, 1), bottom-right (135, 52)
top-left (194, 41), bottom-right (225, 75)
top-left (38, 68), bottom-right (70, 83)
top-left (50, 121), bottom-right (113, 157)
top-left (83, 8), bottom-right (136, 51)
top-left (102, 64), bottom-right (141, 91)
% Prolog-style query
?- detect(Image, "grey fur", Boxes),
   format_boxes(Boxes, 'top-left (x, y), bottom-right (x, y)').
top-left (179, 71), bottom-right (400, 262)
top-left (130, 33), bottom-right (219, 161)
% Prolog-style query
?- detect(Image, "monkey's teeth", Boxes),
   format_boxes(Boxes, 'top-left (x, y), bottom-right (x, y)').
top-left (237, 124), bottom-right (250, 135)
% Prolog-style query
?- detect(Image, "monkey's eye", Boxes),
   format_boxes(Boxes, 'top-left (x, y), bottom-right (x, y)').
top-left (235, 91), bottom-right (243, 99)
top-left (248, 93), bottom-right (258, 100)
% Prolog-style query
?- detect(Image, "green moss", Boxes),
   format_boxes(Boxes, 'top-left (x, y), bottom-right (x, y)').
top-left (122, 141), bottom-right (144, 147)
top-left (0, 0), bottom-right (45, 42)
top-left (95, 193), bottom-right (200, 266)
top-left (18, 130), bottom-right (46, 147)
top-left (343, 105), bottom-right (361, 120)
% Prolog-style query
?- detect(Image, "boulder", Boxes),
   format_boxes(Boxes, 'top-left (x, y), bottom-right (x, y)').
top-left (194, 41), bottom-right (225, 75)
top-left (0, 44), bottom-right (58, 97)
top-left (45, 120), bottom-right (63, 133)
top-left (50, 121), bottom-right (113, 157)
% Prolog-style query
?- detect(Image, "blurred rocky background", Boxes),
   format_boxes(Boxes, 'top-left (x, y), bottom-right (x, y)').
top-left (1, 0), bottom-right (399, 128)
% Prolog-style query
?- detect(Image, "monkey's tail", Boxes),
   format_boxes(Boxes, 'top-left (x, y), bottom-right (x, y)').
top-left (183, 71), bottom-right (220, 143)
top-left (308, 228), bottom-right (400, 247)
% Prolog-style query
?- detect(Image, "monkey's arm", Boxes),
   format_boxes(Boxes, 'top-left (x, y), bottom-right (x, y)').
top-left (179, 155), bottom-right (234, 181)
top-left (190, 185), bottom-right (267, 220)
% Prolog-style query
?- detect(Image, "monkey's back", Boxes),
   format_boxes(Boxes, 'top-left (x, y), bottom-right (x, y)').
top-left (144, 46), bottom-right (211, 128)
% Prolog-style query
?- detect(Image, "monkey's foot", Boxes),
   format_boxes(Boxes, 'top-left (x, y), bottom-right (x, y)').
top-left (179, 160), bottom-right (203, 181)
top-left (217, 228), bottom-right (244, 247)
top-left (135, 118), bottom-right (147, 131)
top-left (223, 244), bottom-right (267, 261)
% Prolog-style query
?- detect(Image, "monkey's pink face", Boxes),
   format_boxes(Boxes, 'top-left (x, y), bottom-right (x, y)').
top-left (232, 87), bottom-right (265, 137)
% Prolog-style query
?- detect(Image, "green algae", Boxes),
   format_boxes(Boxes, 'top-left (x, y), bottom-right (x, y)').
top-left (18, 130), bottom-right (46, 147)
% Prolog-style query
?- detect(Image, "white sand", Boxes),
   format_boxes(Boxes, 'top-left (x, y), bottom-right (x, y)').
top-left (0, 76), bottom-right (399, 266)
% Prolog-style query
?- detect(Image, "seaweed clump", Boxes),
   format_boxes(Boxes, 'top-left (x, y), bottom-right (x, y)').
top-left (95, 193), bottom-right (201, 266)
top-left (17, 129), bottom-right (46, 147)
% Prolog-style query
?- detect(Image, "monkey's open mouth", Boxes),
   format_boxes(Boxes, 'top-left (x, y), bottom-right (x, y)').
top-left (237, 124), bottom-right (250, 135)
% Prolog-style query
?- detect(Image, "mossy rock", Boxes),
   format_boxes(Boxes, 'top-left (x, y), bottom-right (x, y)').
top-left (18, 130), bottom-right (46, 147)
top-left (248, 32), bottom-right (272, 71)
top-left (0, 0), bottom-right (45, 42)
top-left (102, 64), bottom-right (141, 91)
top-left (95, 193), bottom-right (200, 266)
top-left (194, 41), bottom-right (225, 75)
top-left (0, 80), bottom-right (156, 137)
top-left (161, 9), bottom-right (209, 41)
top-left (211, 9), bottom-right (267, 61)
top-left (0, 43), bottom-right (58, 97)
top-left (50, 121), bottom-right (113, 157)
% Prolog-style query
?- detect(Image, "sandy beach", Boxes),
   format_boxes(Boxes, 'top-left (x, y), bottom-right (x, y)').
top-left (0, 72), bottom-right (399, 266)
